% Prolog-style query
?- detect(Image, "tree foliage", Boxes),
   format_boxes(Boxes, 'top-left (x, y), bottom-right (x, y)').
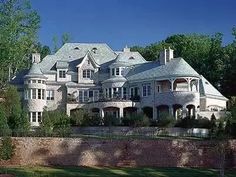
top-left (131, 30), bottom-right (236, 97)
top-left (0, 0), bottom-right (40, 87)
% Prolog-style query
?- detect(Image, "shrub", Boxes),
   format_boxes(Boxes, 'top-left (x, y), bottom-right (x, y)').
top-left (103, 115), bottom-right (120, 126)
top-left (41, 110), bottom-right (71, 136)
top-left (157, 112), bottom-right (175, 127)
top-left (0, 136), bottom-right (14, 160)
top-left (0, 104), bottom-right (10, 136)
top-left (70, 109), bottom-right (101, 126)
top-left (122, 113), bottom-right (150, 127)
top-left (175, 116), bottom-right (196, 128)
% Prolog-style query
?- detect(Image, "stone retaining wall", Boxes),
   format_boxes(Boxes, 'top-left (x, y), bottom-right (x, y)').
top-left (1, 137), bottom-right (236, 168)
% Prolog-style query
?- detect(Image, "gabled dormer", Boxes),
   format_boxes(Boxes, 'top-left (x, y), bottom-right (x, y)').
top-left (56, 60), bottom-right (69, 82)
top-left (76, 51), bottom-right (100, 83)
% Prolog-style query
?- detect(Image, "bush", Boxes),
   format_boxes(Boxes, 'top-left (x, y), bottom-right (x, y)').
top-left (103, 115), bottom-right (120, 126)
top-left (0, 104), bottom-right (10, 136)
top-left (175, 116), bottom-right (196, 128)
top-left (122, 113), bottom-right (150, 127)
top-left (41, 110), bottom-right (71, 136)
top-left (156, 112), bottom-right (175, 127)
top-left (70, 109), bottom-right (102, 126)
top-left (0, 136), bottom-right (14, 160)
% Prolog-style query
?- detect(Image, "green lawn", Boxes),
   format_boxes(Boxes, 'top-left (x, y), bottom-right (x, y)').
top-left (0, 166), bottom-right (236, 177)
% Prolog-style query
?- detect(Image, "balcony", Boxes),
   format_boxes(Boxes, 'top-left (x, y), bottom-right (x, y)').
top-left (155, 91), bottom-right (200, 106)
top-left (67, 94), bottom-right (140, 104)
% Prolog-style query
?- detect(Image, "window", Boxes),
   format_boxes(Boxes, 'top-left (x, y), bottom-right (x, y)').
top-left (79, 91), bottom-right (83, 103)
top-left (143, 85), bottom-right (147, 97)
top-left (84, 91), bottom-right (88, 102)
top-left (89, 90), bottom-right (93, 98)
top-left (32, 89), bottom-right (36, 99)
top-left (38, 112), bottom-right (42, 123)
top-left (46, 90), bottom-right (54, 100)
top-left (123, 87), bottom-right (127, 99)
top-left (147, 85), bottom-right (151, 96)
top-left (42, 80), bottom-right (45, 84)
top-left (82, 70), bottom-right (94, 79)
top-left (88, 60), bottom-right (90, 65)
top-left (94, 90), bottom-right (99, 101)
top-left (24, 89), bottom-right (28, 100)
top-left (38, 89), bottom-right (41, 99)
top-left (28, 80), bottom-right (31, 84)
top-left (112, 68), bottom-right (115, 76)
top-left (38, 80), bottom-right (41, 83)
top-left (32, 80), bottom-right (36, 83)
top-left (59, 70), bottom-right (66, 78)
top-left (116, 68), bottom-right (120, 75)
top-left (42, 89), bottom-right (45, 100)
top-left (157, 85), bottom-right (161, 93)
top-left (142, 84), bottom-right (151, 97)
top-left (129, 56), bottom-right (135, 60)
top-left (32, 112), bottom-right (36, 122)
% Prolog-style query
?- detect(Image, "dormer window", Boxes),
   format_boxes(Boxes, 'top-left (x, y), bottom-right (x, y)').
top-left (83, 69), bottom-right (94, 79)
top-left (74, 47), bottom-right (80, 50)
top-left (112, 68), bottom-right (115, 76)
top-left (59, 70), bottom-right (66, 78)
top-left (116, 68), bottom-right (120, 75)
top-left (129, 56), bottom-right (135, 60)
top-left (92, 47), bottom-right (98, 54)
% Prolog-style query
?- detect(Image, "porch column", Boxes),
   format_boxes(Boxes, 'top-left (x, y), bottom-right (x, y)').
top-left (170, 79), bottom-right (175, 91)
top-left (169, 106), bottom-right (173, 116)
top-left (100, 108), bottom-right (104, 118)
top-left (121, 87), bottom-right (123, 99)
top-left (187, 78), bottom-right (191, 91)
top-left (119, 107), bottom-right (124, 118)
top-left (153, 106), bottom-right (157, 120)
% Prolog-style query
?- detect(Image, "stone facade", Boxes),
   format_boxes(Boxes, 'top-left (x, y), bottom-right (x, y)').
top-left (12, 43), bottom-right (228, 126)
top-left (1, 137), bottom-right (236, 168)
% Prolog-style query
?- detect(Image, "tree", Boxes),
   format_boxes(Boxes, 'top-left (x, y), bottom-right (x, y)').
top-left (0, 104), bottom-right (10, 136)
top-left (41, 110), bottom-right (71, 137)
top-left (3, 85), bottom-right (22, 130)
top-left (62, 32), bottom-right (72, 45)
top-left (0, 0), bottom-right (40, 87)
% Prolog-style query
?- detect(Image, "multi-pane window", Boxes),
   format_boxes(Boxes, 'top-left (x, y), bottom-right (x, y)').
top-left (38, 112), bottom-right (42, 123)
top-left (42, 89), bottom-right (45, 100)
top-left (32, 89), bottom-right (36, 99)
top-left (24, 89), bottom-right (28, 100)
top-left (83, 70), bottom-right (94, 79)
top-left (142, 84), bottom-right (151, 97)
top-left (79, 91), bottom-right (83, 103)
top-left (157, 85), bottom-right (161, 93)
top-left (84, 91), bottom-right (88, 102)
top-left (32, 80), bottom-right (36, 83)
top-left (32, 112), bottom-right (36, 122)
top-left (116, 68), bottom-right (120, 75)
top-left (59, 70), bottom-right (66, 78)
top-left (38, 80), bottom-right (41, 83)
top-left (123, 87), bottom-right (127, 99)
top-left (38, 89), bottom-right (42, 99)
top-left (46, 90), bottom-right (54, 100)
top-left (112, 68), bottom-right (115, 76)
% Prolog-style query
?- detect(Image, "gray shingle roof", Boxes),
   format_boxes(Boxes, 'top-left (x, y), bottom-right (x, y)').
top-left (126, 58), bottom-right (200, 81)
top-left (199, 75), bottom-right (228, 100)
top-left (24, 63), bottom-right (47, 79)
top-left (38, 43), bottom-right (117, 73)
top-left (109, 51), bottom-right (147, 67)
top-left (56, 61), bottom-right (69, 69)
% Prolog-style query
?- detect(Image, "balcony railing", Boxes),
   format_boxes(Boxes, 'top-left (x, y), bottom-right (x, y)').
top-left (67, 94), bottom-right (140, 104)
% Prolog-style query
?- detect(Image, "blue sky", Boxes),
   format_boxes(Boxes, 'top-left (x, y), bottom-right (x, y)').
top-left (31, 0), bottom-right (236, 50)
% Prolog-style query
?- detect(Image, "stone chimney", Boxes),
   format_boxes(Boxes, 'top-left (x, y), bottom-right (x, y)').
top-left (32, 53), bottom-right (41, 64)
top-left (123, 45), bottom-right (130, 52)
top-left (159, 47), bottom-right (174, 65)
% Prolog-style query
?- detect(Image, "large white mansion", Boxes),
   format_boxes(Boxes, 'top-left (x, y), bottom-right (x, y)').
top-left (12, 43), bottom-right (228, 126)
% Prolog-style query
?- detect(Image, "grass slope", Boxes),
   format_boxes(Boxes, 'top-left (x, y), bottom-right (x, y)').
top-left (0, 166), bottom-right (236, 177)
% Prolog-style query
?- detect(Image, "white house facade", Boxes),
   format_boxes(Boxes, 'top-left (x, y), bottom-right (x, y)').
top-left (12, 43), bottom-right (228, 126)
